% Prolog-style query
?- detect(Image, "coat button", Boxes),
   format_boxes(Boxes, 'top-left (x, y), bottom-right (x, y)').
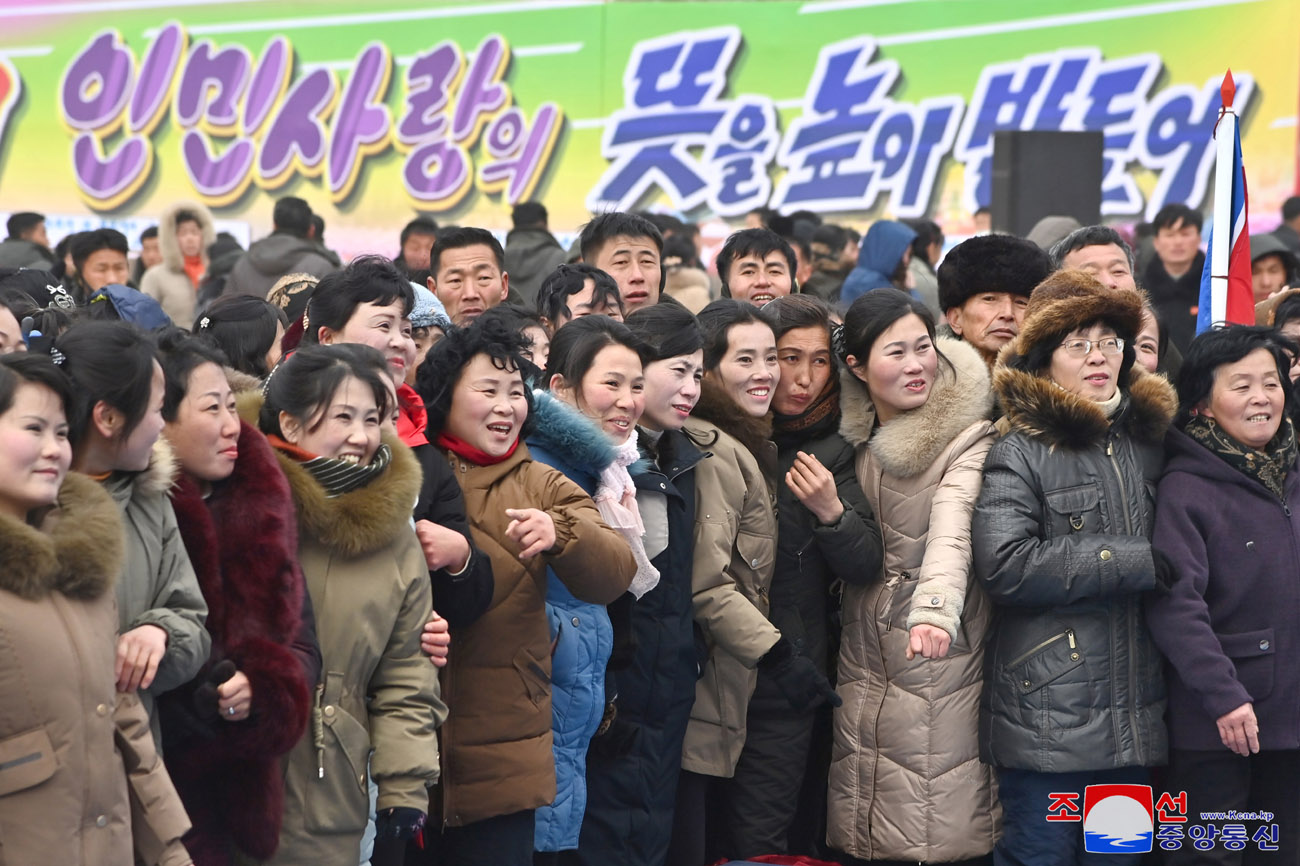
top-left (324, 705), bottom-right (335, 717)
top-left (1099, 549), bottom-right (1112, 561)
top-left (930, 596), bottom-right (941, 606)
top-left (96, 703), bottom-right (109, 716)
top-left (1246, 541), bottom-right (1255, 550)
top-left (1022, 680), bottom-right (1031, 688)
top-left (1259, 639), bottom-right (1270, 651)
top-left (95, 815), bottom-right (108, 828)
top-left (571, 616), bottom-right (580, 627)
top-left (660, 482), bottom-right (666, 490)
top-left (750, 558), bottom-right (759, 568)
top-left (1071, 652), bottom-right (1080, 661)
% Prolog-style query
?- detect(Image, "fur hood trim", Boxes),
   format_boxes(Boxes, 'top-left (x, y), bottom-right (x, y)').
top-left (224, 365), bottom-right (263, 397)
top-left (685, 377), bottom-right (775, 468)
top-left (137, 436), bottom-right (180, 497)
top-left (527, 389), bottom-right (617, 473)
top-left (840, 337), bottom-right (994, 478)
top-left (993, 362), bottom-right (1176, 449)
top-left (157, 199), bottom-right (217, 272)
top-left (275, 431), bottom-right (423, 558)
top-left (0, 472), bottom-right (124, 600)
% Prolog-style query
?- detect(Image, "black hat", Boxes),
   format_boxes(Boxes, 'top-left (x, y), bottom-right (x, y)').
top-left (937, 235), bottom-right (1053, 312)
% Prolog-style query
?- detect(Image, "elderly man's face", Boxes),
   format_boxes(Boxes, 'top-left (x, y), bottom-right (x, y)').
top-left (1061, 243), bottom-right (1137, 292)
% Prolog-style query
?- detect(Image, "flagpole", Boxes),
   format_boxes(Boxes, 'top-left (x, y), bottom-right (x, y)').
top-left (1209, 70), bottom-right (1236, 325)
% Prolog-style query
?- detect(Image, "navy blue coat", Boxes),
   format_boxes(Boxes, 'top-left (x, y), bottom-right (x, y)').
top-left (575, 428), bottom-right (704, 866)
top-left (1148, 427), bottom-right (1300, 751)
top-left (525, 392), bottom-right (618, 852)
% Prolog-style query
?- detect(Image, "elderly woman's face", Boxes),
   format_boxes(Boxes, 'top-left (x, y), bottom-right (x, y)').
top-left (1280, 321), bottom-right (1300, 384)
top-left (1049, 323), bottom-right (1123, 402)
top-left (1201, 347), bottom-right (1285, 449)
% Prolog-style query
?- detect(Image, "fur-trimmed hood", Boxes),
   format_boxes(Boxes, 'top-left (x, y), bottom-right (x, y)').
top-left (273, 430), bottom-right (423, 558)
top-left (0, 472), bottom-right (124, 600)
top-left (103, 436), bottom-right (180, 506)
top-left (840, 337), bottom-right (994, 478)
top-left (224, 365), bottom-right (263, 397)
top-left (992, 360), bottom-right (1177, 450)
top-left (157, 199), bottom-right (217, 272)
top-left (527, 389), bottom-right (617, 475)
top-left (685, 377), bottom-right (776, 475)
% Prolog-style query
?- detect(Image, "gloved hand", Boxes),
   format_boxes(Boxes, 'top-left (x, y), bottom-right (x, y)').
top-left (192, 659), bottom-right (238, 722)
top-left (589, 706), bottom-right (641, 761)
top-left (374, 806), bottom-right (427, 842)
top-left (1151, 548), bottom-right (1179, 595)
top-left (759, 637), bottom-right (842, 711)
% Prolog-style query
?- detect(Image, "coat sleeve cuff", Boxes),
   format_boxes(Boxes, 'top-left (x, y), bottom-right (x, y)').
top-left (906, 588), bottom-right (963, 640)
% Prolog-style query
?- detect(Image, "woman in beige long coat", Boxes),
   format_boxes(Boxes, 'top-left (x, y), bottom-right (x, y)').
top-left (829, 289), bottom-right (999, 864)
top-left (0, 353), bottom-right (193, 866)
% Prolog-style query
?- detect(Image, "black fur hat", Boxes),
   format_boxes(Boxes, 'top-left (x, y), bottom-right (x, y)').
top-left (936, 234), bottom-right (1053, 312)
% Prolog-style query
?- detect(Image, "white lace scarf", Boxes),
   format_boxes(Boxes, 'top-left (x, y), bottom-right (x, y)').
top-left (595, 435), bottom-right (660, 599)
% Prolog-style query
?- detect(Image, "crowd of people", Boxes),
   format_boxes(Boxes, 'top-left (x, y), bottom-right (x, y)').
top-left (0, 189), bottom-right (1298, 866)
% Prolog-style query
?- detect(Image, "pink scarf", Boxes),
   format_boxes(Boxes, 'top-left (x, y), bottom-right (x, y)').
top-left (595, 436), bottom-right (659, 599)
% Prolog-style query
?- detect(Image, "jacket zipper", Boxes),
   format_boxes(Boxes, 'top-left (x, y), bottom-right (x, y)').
top-left (1107, 436), bottom-right (1142, 761)
top-left (1004, 629), bottom-right (1074, 669)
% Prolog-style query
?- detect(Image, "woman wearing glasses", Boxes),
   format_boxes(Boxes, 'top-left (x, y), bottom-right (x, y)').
top-left (972, 272), bottom-right (1178, 866)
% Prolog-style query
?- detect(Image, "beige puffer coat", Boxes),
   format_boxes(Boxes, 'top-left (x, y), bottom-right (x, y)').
top-left (828, 337), bottom-right (1000, 862)
top-left (680, 386), bottom-right (780, 778)
top-left (267, 434), bottom-right (445, 866)
top-left (0, 473), bottom-right (192, 866)
top-left (141, 200), bottom-right (216, 329)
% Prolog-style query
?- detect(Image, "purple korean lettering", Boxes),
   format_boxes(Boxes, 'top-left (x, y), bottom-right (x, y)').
top-left (397, 41), bottom-right (463, 147)
top-left (174, 40), bottom-right (252, 131)
top-left (244, 36), bottom-right (292, 137)
top-left (451, 35), bottom-right (510, 147)
top-left (258, 67), bottom-right (339, 187)
top-left (479, 102), bottom-right (563, 203)
top-left (130, 22), bottom-right (185, 135)
top-left (328, 42), bottom-right (394, 200)
top-left (180, 130), bottom-right (255, 203)
top-left (403, 138), bottom-right (472, 209)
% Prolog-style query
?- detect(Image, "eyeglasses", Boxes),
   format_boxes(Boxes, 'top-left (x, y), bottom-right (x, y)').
top-left (1058, 337), bottom-right (1125, 357)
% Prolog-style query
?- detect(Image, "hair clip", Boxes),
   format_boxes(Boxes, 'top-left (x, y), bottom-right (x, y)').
top-left (198, 316), bottom-right (211, 330)
top-left (49, 346), bottom-right (66, 366)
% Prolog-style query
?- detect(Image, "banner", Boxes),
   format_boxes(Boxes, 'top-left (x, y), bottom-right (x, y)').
top-left (0, 0), bottom-right (1295, 255)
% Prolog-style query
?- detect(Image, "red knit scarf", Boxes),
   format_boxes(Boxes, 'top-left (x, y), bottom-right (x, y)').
top-left (435, 431), bottom-right (519, 466)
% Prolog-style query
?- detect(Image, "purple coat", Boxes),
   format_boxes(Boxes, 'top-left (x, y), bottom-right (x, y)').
top-left (1147, 427), bottom-right (1300, 751)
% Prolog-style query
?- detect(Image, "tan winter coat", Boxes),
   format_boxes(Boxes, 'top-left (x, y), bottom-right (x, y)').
top-left (0, 473), bottom-right (192, 866)
top-left (680, 387), bottom-right (780, 778)
top-left (141, 200), bottom-right (216, 329)
top-left (438, 441), bottom-right (634, 828)
top-left (828, 337), bottom-right (1000, 862)
top-left (267, 434), bottom-right (445, 866)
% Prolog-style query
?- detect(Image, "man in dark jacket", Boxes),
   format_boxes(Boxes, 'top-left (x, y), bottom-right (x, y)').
top-left (503, 202), bottom-right (566, 307)
top-left (1142, 204), bottom-right (1204, 354)
top-left (0, 212), bottom-right (57, 270)
top-left (1273, 195), bottom-right (1300, 255)
top-left (223, 197), bottom-right (339, 299)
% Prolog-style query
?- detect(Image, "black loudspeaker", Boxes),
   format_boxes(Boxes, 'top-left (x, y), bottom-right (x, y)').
top-left (991, 130), bottom-right (1103, 238)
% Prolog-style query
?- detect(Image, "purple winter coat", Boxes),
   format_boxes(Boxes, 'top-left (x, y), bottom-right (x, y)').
top-left (1147, 427), bottom-right (1300, 751)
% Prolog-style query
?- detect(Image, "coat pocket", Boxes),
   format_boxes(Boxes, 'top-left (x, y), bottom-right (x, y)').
top-left (303, 674), bottom-right (371, 834)
top-left (0, 728), bottom-right (57, 797)
top-left (1003, 629), bottom-right (1091, 732)
top-left (1044, 483), bottom-right (1106, 536)
top-left (735, 530), bottom-right (775, 613)
top-left (513, 646), bottom-right (552, 708)
top-left (1220, 628), bottom-right (1275, 702)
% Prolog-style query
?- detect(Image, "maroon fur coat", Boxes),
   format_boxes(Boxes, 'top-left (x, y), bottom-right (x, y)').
top-left (160, 421), bottom-right (315, 865)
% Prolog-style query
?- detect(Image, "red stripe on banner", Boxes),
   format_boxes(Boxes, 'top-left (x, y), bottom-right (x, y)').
top-left (1226, 219), bottom-right (1254, 325)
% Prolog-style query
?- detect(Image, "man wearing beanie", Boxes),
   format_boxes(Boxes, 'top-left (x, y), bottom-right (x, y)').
top-left (938, 235), bottom-right (1054, 369)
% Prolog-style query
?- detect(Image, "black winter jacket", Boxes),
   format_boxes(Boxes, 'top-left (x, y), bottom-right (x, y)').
top-left (973, 363), bottom-right (1176, 773)
top-left (412, 443), bottom-right (494, 628)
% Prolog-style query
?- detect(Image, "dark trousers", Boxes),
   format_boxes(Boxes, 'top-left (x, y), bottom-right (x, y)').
top-left (722, 704), bottom-right (821, 859)
top-left (420, 809), bottom-right (536, 866)
top-left (666, 769), bottom-right (722, 866)
top-left (995, 766), bottom-right (1150, 866)
top-left (1162, 747), bottom-right (1299, 865)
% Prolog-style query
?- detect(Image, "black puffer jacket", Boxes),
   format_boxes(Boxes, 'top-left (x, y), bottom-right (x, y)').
top-left (973, 362), bottom-right (1176, 773)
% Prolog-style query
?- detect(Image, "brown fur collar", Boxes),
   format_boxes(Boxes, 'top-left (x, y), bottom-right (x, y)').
top-left (224, 365), bottom-right (263, 397)
top-left (274, 430), bottom-right (423, 558)
top-left (685, 377), bottom-right (775, 472)
top-left (840, 337), bottom-right (994, 478)
top-left (993, 361), bottom-right (1176, 450)
top-left (0, 472), bottom-right (124, 600)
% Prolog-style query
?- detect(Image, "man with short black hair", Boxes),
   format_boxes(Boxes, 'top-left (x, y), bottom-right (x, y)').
top-left (224, 196), bottom-right (339, 299)
top-left (535, 262), bottom-right (624, 333)
top-left (1143, 203), bottom-right (1204, 352)
top-left (397, 216), bottom-right (439, 275)
top-left (70, 228), bottom-right (130, 302)
top-left (503, 201), bottom-right (566, 306)
top-left (0, 211), bottom-right (56, 269)
top-left (938, 234), bottom-right (1052, 367)
top-left (803, 224), bottom-right (853, 301)
top-left (579, 212), bottom-right (664, 313)
top-left (429, 226), bottom-right (511, 326)
top-left (1273, 196), bottom-right (1300, 255)
top-left (716, 228), bottom-right (796, 306)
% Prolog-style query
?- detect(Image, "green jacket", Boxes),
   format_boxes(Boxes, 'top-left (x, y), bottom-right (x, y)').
top-left (103, 439), bottom-right (210, 748)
